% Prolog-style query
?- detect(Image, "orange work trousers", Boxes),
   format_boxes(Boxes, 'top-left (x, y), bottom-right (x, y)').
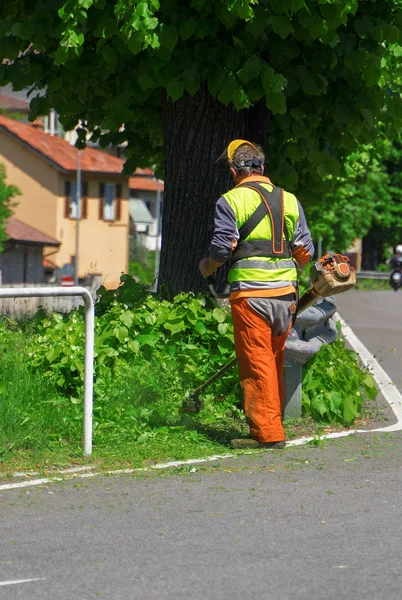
top-left (230, 297), bottom-right (291, 443)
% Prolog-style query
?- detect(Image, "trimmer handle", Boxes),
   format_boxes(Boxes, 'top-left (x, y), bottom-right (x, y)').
top-left (207, 275), bottom-right (230, 299)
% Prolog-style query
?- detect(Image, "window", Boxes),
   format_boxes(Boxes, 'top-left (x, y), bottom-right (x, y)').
top-left (64, 181), bottom-right (88, 219)
top-left (99, 183), bottom-right (122, 222)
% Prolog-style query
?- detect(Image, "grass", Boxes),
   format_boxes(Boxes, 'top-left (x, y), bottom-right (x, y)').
top-left (355, 278), bottom-right (390, 291)
top-left (0, 281), bottom-right (386, 479)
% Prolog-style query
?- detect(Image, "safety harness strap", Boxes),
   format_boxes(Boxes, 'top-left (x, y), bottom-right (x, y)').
top-left (231, 183), bottom-right (291, 262)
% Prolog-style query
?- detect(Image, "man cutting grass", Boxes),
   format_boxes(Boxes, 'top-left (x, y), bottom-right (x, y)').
top-left (200, 140), bottom-right (314, 449)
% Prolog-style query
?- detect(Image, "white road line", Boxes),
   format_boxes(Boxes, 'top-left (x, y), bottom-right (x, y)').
top-left (1, 314), bottom-right (401, 492)
top-left (336, 314), bottom-right (402, 424)
top-left (0, 578), bottom-right (45, 587)
top-left (0, 477), bottom-right (62, 491)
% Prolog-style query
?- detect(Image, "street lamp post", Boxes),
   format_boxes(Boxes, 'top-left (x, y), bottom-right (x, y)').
top-left (152, 177), bottom-right (162, 292)
top-left (74, 149), bottom-right (82, 285)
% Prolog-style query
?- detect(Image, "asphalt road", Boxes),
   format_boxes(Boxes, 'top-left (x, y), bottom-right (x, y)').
top-left (336, 289), bottom-right (402, 389)
top-left (1, 289), bottom-right (402, 600)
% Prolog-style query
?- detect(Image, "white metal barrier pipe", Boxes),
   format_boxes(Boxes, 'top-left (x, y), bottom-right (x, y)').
top-left (0, 286), bottom-right (95, 457)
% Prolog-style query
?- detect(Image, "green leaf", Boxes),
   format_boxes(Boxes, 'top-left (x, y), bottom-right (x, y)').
top-left (114, 325), bottom-right (128, 342)
top-left (353, 16), bottom-right (374, 38)
top-left (46, 346), bottom-right (62, 363)
top-left (360, 108), bottom-right (374, 127)
top-left (217, 323), bottom-right (228, 335)
top-left (233, 88), bottom-right (250, 109)
top-left (237, 56), bottom-right (261, 85)
top-left (265, 91), bottom-right (286, 115)
top-left (212, 308), bottom-right (227, 324)
top-left (138, 73), bottom-right (156, 91)
top-left (217, 76), bottom-right (238, 106)
top-left (136, 2), bottom-right (150, 18)
top-left (136, 333), bottom-right (160, 347)
top-left (163, 319), bottom-right (186, 334)
top-left (120, 311), bottom-right (135, 327)
top-left (343, 396), bottom-right (358, 425)
top-left (159, 25), bottom-right (178, 50)
top-left (128, 340), bottom-right (140, 354)
top-left (182, 69), bottom-right (200, 96)
top-left (311, 395), bottom-right (329, 417)
top-left (179, 18), bottom-right (197, 40)
top-left (271, 16), bottom-right (293, 40)
top-left (207, 65), bottom-right (226, 97)
top-left (246, 79), bottom-right (264, 102)
top-left (363, 374), bottom-right (377, 400)
top-left (195, 321), bottom-right (207, 335)
top-left (305, 378), bottom-right (322, 391)
top-left (167, 80), bottom-right (184, 101)
top-left (393, 45), bottom-right (402, 58)
top-left (329, 391), bottom-right (343, 413)
top-left (297, 66), bottom-right (327, 96)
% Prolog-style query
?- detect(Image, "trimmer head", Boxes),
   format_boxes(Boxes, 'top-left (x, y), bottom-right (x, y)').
top-left (181, 395), bottom-right (204, 413)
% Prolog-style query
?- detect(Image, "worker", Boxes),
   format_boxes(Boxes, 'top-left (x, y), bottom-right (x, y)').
top-left (199, 139), bottom-right (314, 449)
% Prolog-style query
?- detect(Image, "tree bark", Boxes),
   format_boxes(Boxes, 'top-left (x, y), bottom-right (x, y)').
top-left (159, 83), bottom-right (271, 297)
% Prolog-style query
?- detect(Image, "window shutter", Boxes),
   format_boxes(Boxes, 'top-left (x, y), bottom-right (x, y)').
top-left (64, 181), bottom-right (71, 219)
top-left (99, 183), bottom-right (105, 220)
top-left (81, 182), bottom-right (88, 219)
top-left (115, 183), bottom-right (122, 221)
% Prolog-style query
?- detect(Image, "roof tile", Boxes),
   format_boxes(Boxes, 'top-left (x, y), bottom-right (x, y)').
top-left (0, 114), bottom-right (126, 175)
top-left (6, 216), bottom-right (60, 246)
top-left (129, 175), bottom-right (164, 191)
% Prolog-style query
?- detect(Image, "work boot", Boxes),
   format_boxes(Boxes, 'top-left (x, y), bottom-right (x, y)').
top-left (230, 439), bottom-right (286, 449)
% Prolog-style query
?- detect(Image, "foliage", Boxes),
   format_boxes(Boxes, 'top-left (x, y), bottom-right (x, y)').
top-left (27, 275), bottom-right (237, 429)
top-left (0, 320), bottom-right (75, 453)
top-left (310, 137), bottom-right (402, 253)
top-left (1, 1), bottom-right (402, 294)
top-left (1, 0), bottom-right (401, 185)
top-left (26, 275), bottom-right (375, 430)
top-left (129, 236), bottom-right (156, 285)
top-left (0, 163), bottom-right (20, 251)
top-left (0, 275), bottom-right (381, 466)
top-left (0, 108), bottom-right (25, 121)
top-left (302, 337), bottom-right (377, 425)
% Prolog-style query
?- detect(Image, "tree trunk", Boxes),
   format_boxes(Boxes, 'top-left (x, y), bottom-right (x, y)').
top-left (159, 83), bottom-right (271, 297)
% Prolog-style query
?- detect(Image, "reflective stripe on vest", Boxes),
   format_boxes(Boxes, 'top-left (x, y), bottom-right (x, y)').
top-left (233, 259), bottom-right (297, 270)
top-left (223, 183), bottom-right (300, 284)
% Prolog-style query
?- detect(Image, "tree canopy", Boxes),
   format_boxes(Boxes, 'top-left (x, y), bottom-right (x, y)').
top-left (1, 0), bottom-right (402, 292)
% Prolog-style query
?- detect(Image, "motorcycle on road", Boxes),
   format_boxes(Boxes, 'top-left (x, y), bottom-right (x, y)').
top-left (390, 256), bottom-right (402, 291)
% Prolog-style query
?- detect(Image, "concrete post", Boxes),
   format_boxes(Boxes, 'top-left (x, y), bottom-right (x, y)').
top-left (283, 359), bottom-right (303, 420)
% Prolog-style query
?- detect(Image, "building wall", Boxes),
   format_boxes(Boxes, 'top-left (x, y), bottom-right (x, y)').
top-left (130, 188), bottom-right (162, 251)
top-left (0, 132), bottom-right (130, 289)
top-left (0, 131), bottom-right (59, 233)
top-left (57, 177), bottom-right (130, 288)
top-left (0, 244), bottom-right (44, 284)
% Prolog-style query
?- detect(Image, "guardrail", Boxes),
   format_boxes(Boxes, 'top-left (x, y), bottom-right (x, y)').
top-left (0, 286), bottom-right (94, 457)
top-left (284, 298), bottom-right (337, 419)
top-left (356, 271), bottom-right (389, 280)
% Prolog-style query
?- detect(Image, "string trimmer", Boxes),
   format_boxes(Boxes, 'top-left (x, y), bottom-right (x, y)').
top-left (182, 253), bottom-right (356, 413)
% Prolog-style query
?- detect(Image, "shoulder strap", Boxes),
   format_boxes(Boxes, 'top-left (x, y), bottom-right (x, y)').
top-left (236, 183), bottom-right (285, 254)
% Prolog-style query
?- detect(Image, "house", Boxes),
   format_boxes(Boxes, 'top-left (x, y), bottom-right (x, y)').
top-left (0, 114), bottom-right (130, 288)
top-left (0, 216), bottom-right (60, 284)
top-left (0, 86), bottom-right (46, 130)
top-left (129, 169), bottom-right (164, 251)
